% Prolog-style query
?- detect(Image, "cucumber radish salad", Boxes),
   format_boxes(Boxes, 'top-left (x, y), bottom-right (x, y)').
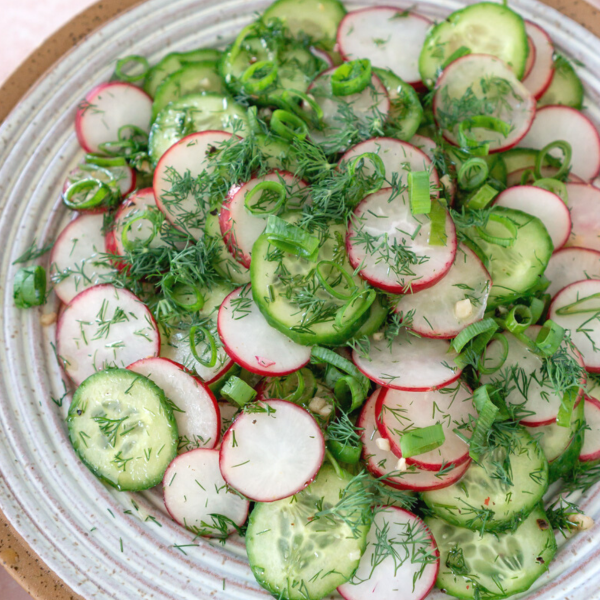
top-left (13, 0), bottom-right (600, 598)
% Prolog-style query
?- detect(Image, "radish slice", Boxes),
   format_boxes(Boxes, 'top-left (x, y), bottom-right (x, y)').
top-left (549, 279), bottom-right (600, 372)
top-left (337, 506), bottom-right (439, 600)
top-left (153, 130), bottom-right (235, 240)
top-left (219, 400), bottom-right (325, 502)
top-left (409, 134), bottom-right (437, 161)
top-left (310, 46), bottom-right (334, 69)
top-left (519, 106), bottom-right (600, 181)
top-left (340, 137), bottom-right (439, 193)
top-left (346, 187), bottom-right (457, 294)
top-left (63, 163), bottom-right (136, 199)
top-left (217, 287), bottom-right (311, 376)
top-left (580, 396), bottom-right (600, 462)
top-left (163, 449), bottom-right (249, 536)
top-left (76, 82), bottom-right (152, 153)
top-left (433, 55), bottom-right (535, 153)
top-left (352, 329), bottom-right (461, 391)
top-left (565, 183), bottom-right (600, 251)
top-left (376, 385), bottom-right (476, 470)
top-left (218, 401), bottom-right (239, 443)
top-left (56, 284), bottom-right (160, 386)
top-left (546, 247), bottom-right (600, 298)
top-left (523, 35), bottom-right (537, 80)
top-left (480, 328), bottom-right (585, 425)
top-left (336, 8), bottom-right (432, 89)
top-left (394, 244), bottom-right (492, 338)
top-left (50, 213), bottom-right (115, 304)
top-left (506, 166), bottom-right (584, 187)
top-left (359, 389), bottom-right (470, 491)
top-left (219, 171), bottom-right (307, 268)
top-left (522, 22), bottom-right (555, 99)
top-left (493, 185), bottom-right (571, 250)
top-left (306, 68), bottom-right (389, 153)
top-left (127, 357), bottom-right (220, 452)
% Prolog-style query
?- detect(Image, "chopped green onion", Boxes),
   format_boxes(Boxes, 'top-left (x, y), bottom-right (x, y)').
top-left (348, 152), bottom-right (386, 196)
top-left (535, 141), bottom-right (572, 181)
top-left (527, 297), bottom-right (546, 325)
top-left (504, 304), bottom-right (533, 334)
top-left (264, 215), bottom-right (320, 260)
top-left (221, 375), bottom-right (257, 408)
top-left (466, 183), bottom-right (499, 209)
top-left (441, 46), bottom-right (471, 70)
top-left (458, 116), bottom-right (511, 156)
top-left (189, 326), bottom-right (218, 368)
top-left (163, 274), bottom-right (205, 312)
top-left (457, 157), bottom-right (489, 191)
top-left (279, 89), bottom-right (323, 126)
top-left (84, 154), bottom-right (127, 168)
top-left (270, 110), bottom-right (308, 141)
top-left (311, 346), bottom-right (370, 395)
top-left (229, 23), bottom-right (256, 62)
top-left (326, 439), bottom-right (362, 464)
top-left (334, 375), bottom-right (367, 412)
top-left (244, 181), bottom-right (286, 216)
top-left (451, 318), bottom-right (499, 353)
top-left (113, 55), bottom-right (150, 83)
top-left (241, 60), bottom-right (278, 94)
top-left (476, 213), bottom-right (518, 247)
top-left (533, 178), bottom-right (568, 203)
top-left (469, 385), bottom-right (499, 462)
top-left (557, 388), bottom-right (578, 428)
top-left (408, 171), bottom-right (431, 215)
top-left (428, 198), bottom-right (447, 246)
top-left (282, 370), bottom-right (306, 403)
top-left (555, 292), bottom-right (600, 316)
top-left (479, 333), bottom-right (509, 375)
top-left (520, 168), bottom-right (535, 186)
top-left (62, 179), bottom-right (115, 210)
top-left (400, 425), bottom-right (445, 458)
top-left (330, 59), bottom-right (371, 96)
top-left (535, 319), bottom-right (565, 356)
top-left (13, 266), bottom-right (46, 308)
top-left (335, 288), bottom-right (376, 329)
top-left (315, 261), bottom-right (358, 300)
top-left (121, 210), bottom-right (160, 251)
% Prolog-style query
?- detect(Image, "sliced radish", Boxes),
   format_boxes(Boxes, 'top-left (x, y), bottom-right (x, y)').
top-left (376, 384), bottom-right (476, 470)
top-left (56, 284), bottom-right (160, 386)
top-left (63, 163), bottom-right (136, 200)
top-left (352, 329), bottom-right (461, 391)
top-left (219, 171), bottom-right (307, 268)
top-left (565, 183), bottom-right (600, 251)
top-left (409, 134), bottom-right (437, 162)
top-left (217, 287), bottom-right (311, 376)
top-left (580, 396), bottom-right (600, 462)
top-left (306, 67), bottom-right (389, 152)
top-left (347, 187), bottom-right (456, 294)
top-left (549, 279), bottom-right (600, 372)
top-left (433, 55), bottom-right (535, 153)
top-left (163, 449), bottom-right (249, 536)
top-left (522, 22), bottom-right (555, 99)
top-left (340, 137), bottom-right (439, 193)
top-left (506, 166), bottom-right (584, 187)
top-left (76, 82), bottom-right (152, 153)
top-left (336, 8), bottom-right (431, 89)
top-left (153, 130), bottom-right (235, 240)
top-left (523, 35), bottom-right (537, 80)
top-left (359, 389), bottom-right (470, 491)
top-left (394, 244), bottom-right (491, 339)
top-left (546, 247), bottom-right (600, 298)
top-left (310, 46), bottom-right (334, 69)
top-left (493, 185), bottom-right (571, 250)
top-left (219, 400), bottom-right (325, 502)
top-left (519, 106), bottom-right (600, 181)
top-left (480, 328), bottom-right (585, 425)
top-left (338, 506), bottom-right (439, 600)
top-left (127, 357), bottom-right (220, 452)
top-left (50, 213), bottom-right (115, 304)
top-left (218, 401), bottom-right (239, 443)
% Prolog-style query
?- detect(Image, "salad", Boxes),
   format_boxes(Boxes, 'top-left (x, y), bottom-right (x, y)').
top-left (11, 0), bottom-right (600, 598)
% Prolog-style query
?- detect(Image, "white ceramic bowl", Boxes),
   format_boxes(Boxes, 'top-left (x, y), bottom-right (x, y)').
top-left (1, 1), bottom-right (600, 598)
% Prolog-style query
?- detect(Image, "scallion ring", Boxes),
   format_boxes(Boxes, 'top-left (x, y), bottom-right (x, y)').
top-left (84, 154), bottom-right (127, 168)
top-left (241, 60), bottom-right (278, 94)
top-left (189, 325), bottom-right (218, 368)
top-left (557, 388), bottom-right (578, 428)
top-left (315, 261), bottom-right (358, 300)
top-left (466, 183), bottom-right (499, 210)
top-left (469, 386), bottom-right (500, 462)
top-left (279, 89), bottom-right (324, 126)
top-left (331, 59), bottom-right (371, 96)
top-left (220, 375), bottom-right (256, 407)
top-left (335, 288), bottom-right (376, 330)
top-left (504, 304), bottom-right (533, 334)
top-left (528, 296), bottom-right (547, 325)
top-left (457, 157), bottom-right (489, 191)
top-left (270, 110), bottom-right (309, 141)
top-left (458, 116), bottom-right (511, 156)
top-left (348, 152), bottom-right (386, 196)
top-left (311, 345), bottom-right (370, 395)
top-left (408, 170), bottom-right (431, 215)
top-left (244, 181), bottom-right (286, 216)
top-left (479, 333), bottom-right (509, 375)
top-left (400, 424), bottom-right (445, 458)
top-left (476, 213), bottom-right (518, 248)
top-left (13, 266), bottom-right (47, 308)
top-left (282, 370), bottom-right (306, 403)
top-left (334, 375), bottom-right (367, 412)
top-left (326, 439), bottom-right (362, 464)
top-left (535, 141), bottom-right (572, 181)
top-left (451, 317), bottom-right (499, 354)
top-left (62, 179), bottom-right (114, 210)
top-left (121, 210), bottom-right (160, 251)
top-left (520, 168), bottom-right (535, 186)
top-left (535, 319), bottom-right (565, 356)
top-left (229, 23), bottom-right (257, 62)
top-left (264, 215), bottom-right (320, 260)
top-left (533, 178), bottom-right (568, 203)
top-left (163, 274), bottom-right (205, 312)
top-left (119, 124), bottom-right (149, 145)
top-left (428, 198), bottom-right (447, 246)
top-left (114, 55), bottom-right (150, 82)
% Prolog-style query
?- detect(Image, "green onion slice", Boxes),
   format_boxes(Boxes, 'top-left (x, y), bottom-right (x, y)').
top-left (429, 198), bottom-right (447, 246)
top-left (241, 60), bottom-right (278, 94)
top-left (279, 89), bottom-right (324, 126)
top-left (457, 157), bottom-right (489, 191)
top-left (469, 385), bottom-right (499, 462)
top-left (121, 210), bottom-right (160, 251)
top-left (326, 439), bottom-right (362, 464)
top-left (229, 23), bottom-right (257, 62)
top-left (244, 181), bottom-right (286, 216)
top-left (441, 46), bottom-right (471, 70)
top-left (84, 154), bottom-right (127, 168)
top-left (451, 318), bottom-right (499, 353)
top-left (311, 346), bottom-right (370, 395)
top-left (270, 110), bottom-right (309, 141)
top-left (335, 288), bottom-right (376, 329)
top-left (163, 274), bottom-right (205, 312)
top-left (557, 387), bottom-right (578, 428)
top-left (479, 333), bottom-right (509, 375)
top-left (476, 213), bottom-right (518, 248)
top-left (264, 215), bottom-right (320, 260)
top-left (504, 304), bottom-right (533, 334)
top-left (63, 179), bottom-right (115, 210)
top-left (221, 375), bottom-right (257, 408)
top-left (458, 116), bottom-right (511, 156)
top-left (114, 55), bottom-right (150, 83)
top-left (535, 141), bottom-right (572, 181)
top-left (408, 171), bottom-right (431, 215)
top-left (349, 152), bottom-right (386, 196)
top-left (527, 297), bottom-right (546, 325)
top-left (533, 178), bottom-right (568, 203)
top-left (315, 261), bottom-right (358, 300)
top-left (330, 59), bottom-right (371, 96)
top-left (400, 424), bottom-right (445, 458)
top-left (13, 266), bottom-right (46, 308)
top-left (334, 375), bottom-right (367, 412)
top-left (189, 325), bottom-right (218, 368)
top-left (535, 319), bottom-right (565, 357)
top-left (555, 292), bottom-right (600, 316)
top-left (466, 183), bottom-right (499, 210)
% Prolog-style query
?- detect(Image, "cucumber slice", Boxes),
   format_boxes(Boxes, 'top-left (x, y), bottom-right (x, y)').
top-left (466, 207), bottom-right (553, 306)
top-left (538, 54), bottom-right (584, 110)
top-left (419, 2), bottom-right (529, 87)
top-left (149, 93), bottom-right (248, 163)
top-left (372, 68), bottom-right (423, 141)
top-left (151, 62), bottom-right (225, 121)
top-left (422, 428), bottom-right (548, 532)
top-left (262, 0), bottom-right (346, 50)
top-left (427, 506), bottom-right (557, 599)
top-left (144, 48), bottom-right (222, 97)
top-left (67, 369), bottom-right (178, 491)
top-left (246, 464), bottom-right (369, 600)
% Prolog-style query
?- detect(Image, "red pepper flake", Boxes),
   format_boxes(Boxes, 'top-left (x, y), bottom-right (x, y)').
top-left (484, 497), bottom-right (490, 506)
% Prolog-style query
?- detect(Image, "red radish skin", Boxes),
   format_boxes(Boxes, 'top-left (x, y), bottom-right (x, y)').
top-left (76, 82), bottom-right (152, 153)
top-left (347, 187), bottom-right (457, 294)
top-left (522, 22), bottom-right (555, 99)
top-left (219, 400), bottom-right (325, 502)
top-left (56, 284), bottom-right (160, 386)
top-left (519, 106), bottom-right (600, 181)
top-left (163, 449), bottom-right (249, 536)
top-left (217, 287), bottom-right (311, 376)
top-left (310, 46), bottom-right (334, 69)
top-left (50, 213), bottom-right (114, 304)
top-left (565, 183), bottom-right (600, 251)
top-left (127, 357), bottom-right (220, 452)
top-left (337, 7), bottom-right (432, 89)
top-left (338, 506), bottom-right (439, 600)
top-left (493, 186), bottom-right (571, 250)
top-left (546, 247), bottom-right (600, 298)
top-left (523, 35), bottom-right (537, 80)
top-left (359, 389), bottom-right (470, 491)
top-left (580, 396), bottom-right (600, 462)
top-left (375, 385), bottom-right (476, 470)
top-left (506, 166), bottom-right (584, 187)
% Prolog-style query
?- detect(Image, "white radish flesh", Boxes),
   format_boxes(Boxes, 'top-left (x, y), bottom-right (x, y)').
top-left (523, 35), bottom-right (537, 79)
top-left (63, 163), bottom-right (136, 199)
top-left (219, 400), bottom-right (325, 502)
top-left (56, 284), bottom-right (160, 386)
top-left (218, 401), bottom-right (239, 442)
top-left (409, 134), bottom-right (437, 161)
top-left (346, 187), bottom-right (457, 294)
top-left (580, 396), bottom-right (600, 462)
top-left (217, 287), bottom-right (311, 376)
top-left (352, 329), bottom-right (461, 391)
top-left (127, 357), bottom-right (220, 452)
top-left (394, 244), bottom-right (491, 338)
top-left (163, 449), bottom-right (249, 536)
top-left (76, 82), bottom-right (152, 153)
top-left (506, 166), bottom-right (583, 187)
top-left (522, 22), bottom-right (555, 99)
top-left (50, 213), bottom-right (115, 304)
top-left (565, 183), bottom-right (600, 251)
top-left (546, 247), bottom-right (600, 298)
